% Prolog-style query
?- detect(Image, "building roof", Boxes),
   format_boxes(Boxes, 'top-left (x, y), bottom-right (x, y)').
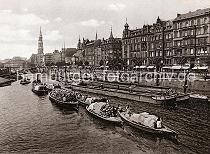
top-left (174, 8), bottom-right (210, 21)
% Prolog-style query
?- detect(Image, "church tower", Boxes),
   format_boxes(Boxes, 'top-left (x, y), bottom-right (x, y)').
top-left (38, 27), bottom-right (44, 54)
top-left (37, 27), bottom-right (44, 67)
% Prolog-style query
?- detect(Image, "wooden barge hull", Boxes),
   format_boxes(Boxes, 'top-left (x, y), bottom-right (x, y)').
top-left (49, 94), bottom-right (78, 110)
top-left (71, 85), bottom-right (162, 105)
top-left (32, 89), bottom-right (48, 96)
top-left (70, 85), bottom-right (189, 105)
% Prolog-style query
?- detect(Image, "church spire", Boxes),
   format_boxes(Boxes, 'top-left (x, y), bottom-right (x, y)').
top-left (77, 35), bottom-right (81, 49)
top-left (40, 26), bottom-right (42, 36)
top-left (109, 27), bottom-right (114, 39)
top-left (95, 31), bottom-right (98, 40)
top-left (38, 26), bottom-right (43, 54)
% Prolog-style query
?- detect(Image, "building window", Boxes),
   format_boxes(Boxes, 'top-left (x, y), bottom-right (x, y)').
top-left (197, 19), bottom-right (201, 25)
top-left (174, 31), bottom-right (178, 38)
top-left (190, 48), bottom-right (194, 55)
top-left (201, 27), bottom-right (204, 34)
top-left (203, 47), bottom-right (207, 53)
top-left (185, 21), bottom-right (188, 27)
top-left (174, 23), bottom-right (177, 29)
top-left (204, 25), bottom-right (208, 34)
top-left (191, 20), bottom-right (194, 26)
top-left (204, 17), bottom-right (208, 24)
top-left (180, 22), bottom-right (182, 28)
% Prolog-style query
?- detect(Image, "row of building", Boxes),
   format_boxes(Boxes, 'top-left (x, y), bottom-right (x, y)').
top-left (0, 57), bottom-right (28, 70)
top-left (27, 8), bottom-right (210, 72)
top-left (75, 8), bottom-right (210, 70)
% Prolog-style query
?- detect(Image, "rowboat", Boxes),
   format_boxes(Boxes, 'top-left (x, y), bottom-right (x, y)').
top-left (86, 102), bottom-right (122, 125)
top-left (49, 89), bottom-right (79, 110)
top-left (32, 81), bottom-right (48, 96)
top-left (119, 111), bottom-right (177, 138)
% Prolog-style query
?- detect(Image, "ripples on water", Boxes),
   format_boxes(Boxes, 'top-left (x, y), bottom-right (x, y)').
top-left (0, 82), bottom-right (209, 154)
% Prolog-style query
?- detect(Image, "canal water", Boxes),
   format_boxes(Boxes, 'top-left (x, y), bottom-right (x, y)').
top-left (0, 81), bottom-right (209, 154)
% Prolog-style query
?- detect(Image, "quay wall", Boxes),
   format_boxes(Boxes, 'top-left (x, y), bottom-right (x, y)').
top-left (92, 70), bottom-right (210, 97)
top-left (57, 69), bottom-right (210, 96)
top-left (140, 79), bottom-right (210, 96)
top-left (71, 85), bottom-right (159, 104)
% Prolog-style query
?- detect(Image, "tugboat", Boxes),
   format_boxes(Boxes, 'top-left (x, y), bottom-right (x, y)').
top-left (20, 78), bottom-right (31, 85)
top-left (118, 108), bottom-right (177, 139)
top-left (86, 102), bottom-right (122, 125)
top-left (32, 80), bottom-right (48, 96)
top-left (49, 88), bottom-right (79, 110)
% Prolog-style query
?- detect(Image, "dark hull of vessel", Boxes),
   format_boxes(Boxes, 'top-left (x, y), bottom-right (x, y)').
top-left (49, 94), bottom-right (78, 110)
top-left (0, 82), bottom-right (11, 87)
top-left (119, 112), bottom-right (177, 139)
top-left (86, 106), bottom-right (122, 125)
top-left (32, 89), bottom-right (48, 96)
top-left (20, 81), bottom-right (31, 85)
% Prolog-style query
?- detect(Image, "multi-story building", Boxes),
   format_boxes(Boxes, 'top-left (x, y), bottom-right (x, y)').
top-left (77, 35), bottom-right (101, 67)
top-left (63, 48), bottom-right (77, 64)
top-left (52, 50), bottom-right (62, 64)
top-left (77, 30), bottom-right (122, 67)
top-left (101, 29), bottom-right (122, 65)
top-left (45, 48), bottom-right (77, 65)
top-left (122, 17), bottom-right (173, 69)
top-left (71, 50), bottom-right (83, 65)
top-left (29, 54), bottom-right (37, 67)
top-left (44, 53), bottom-right (54, 65)
top-left (173, 8), bottom-right (210, 66)
top-left (122, 8), bottom-right (210, 70)
top-left (3, 57), bottom-right (27, 70)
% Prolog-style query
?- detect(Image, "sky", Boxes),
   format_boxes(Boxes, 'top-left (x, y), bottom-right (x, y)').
top-left (0, 0), bottom-right (209, 60)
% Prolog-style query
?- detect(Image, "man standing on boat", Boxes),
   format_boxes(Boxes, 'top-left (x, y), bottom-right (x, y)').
top-left (155, 117), bottom-right (162, 129)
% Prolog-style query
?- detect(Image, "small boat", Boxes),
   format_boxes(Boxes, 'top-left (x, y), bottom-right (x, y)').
top-left (49, 89), bottom-right (79, 110)
top-left (32, 81), bottom-right (48, 96)
top-left (152, 95), bottom-right (176, 103)
top-left (119, 111), bottom-right (177, 138)
top-left (76, 93), bottom-right (108, 106)
top-left (86, 102), bottom-right (122, 125)
top-left (190, 93), bottom-right (209, 101)
top-left (20, 78), bottom-right (31, 85)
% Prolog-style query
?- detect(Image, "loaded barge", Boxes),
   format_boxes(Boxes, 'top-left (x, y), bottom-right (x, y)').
top-left (67, 82), bottom-right (189, 105)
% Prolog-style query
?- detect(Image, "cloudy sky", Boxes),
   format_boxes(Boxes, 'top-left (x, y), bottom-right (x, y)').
top-left (0, 0), bottom-right (209, 59)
